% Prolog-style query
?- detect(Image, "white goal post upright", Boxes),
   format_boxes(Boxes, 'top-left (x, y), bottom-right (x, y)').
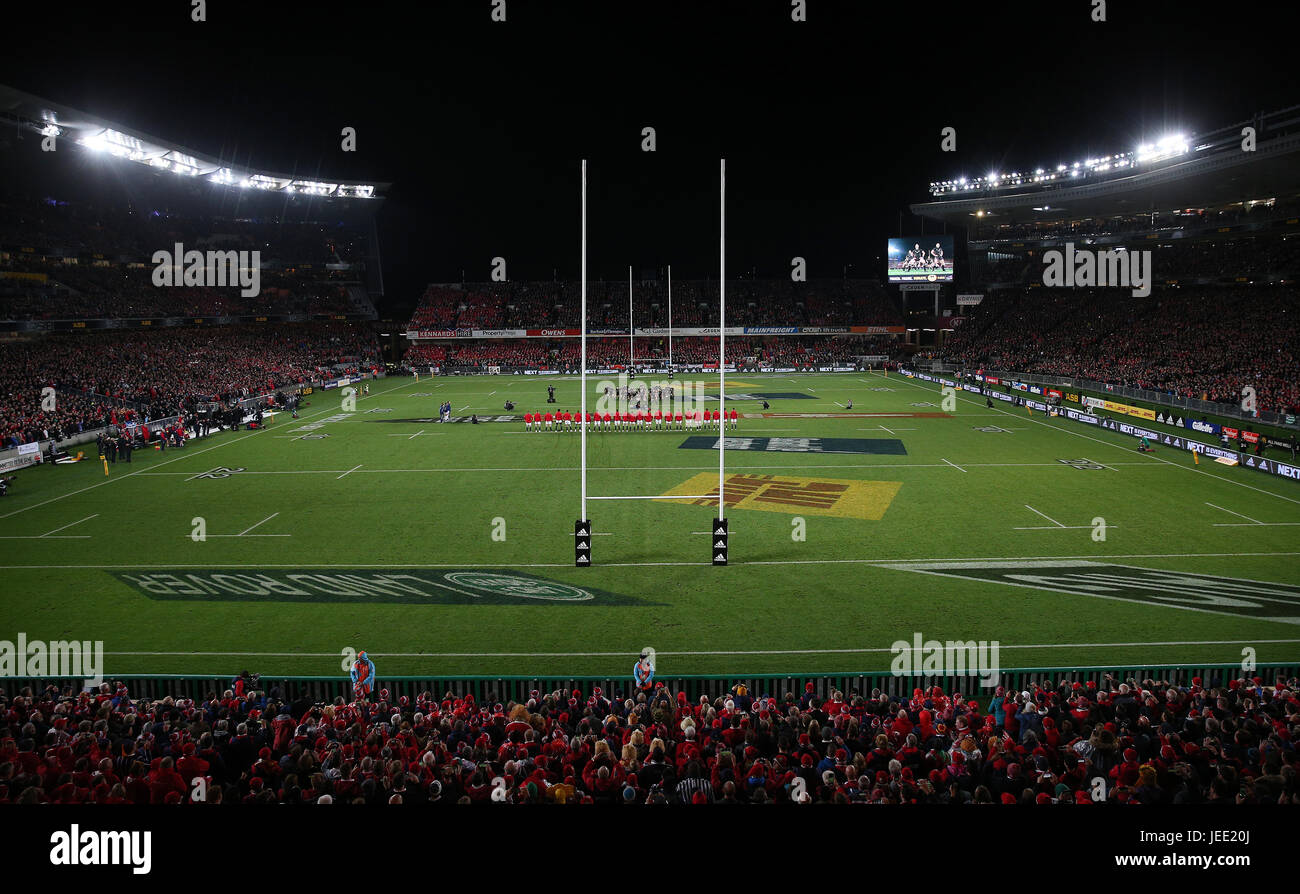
top-left (580, 159), bottom-right (588, 524)
top-left (667, 264), bottom-right (672, 373)
top-left (574, 159), bottom-right (592, 567)
top-left (628, 265), bottom-right (634, 370)
top-left (718, 158), bottom-right (726, 523)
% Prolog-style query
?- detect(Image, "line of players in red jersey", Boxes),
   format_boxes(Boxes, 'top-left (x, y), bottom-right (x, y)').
top-left (522, 408), bottom-right (739, 432)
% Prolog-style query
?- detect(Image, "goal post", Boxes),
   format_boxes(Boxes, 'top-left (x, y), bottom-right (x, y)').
top-left (715, 158), bottom-right (728, 564)
top-left (576, 160), bottom-right (590, 567)
top-left (575, 159), bottom-right (729, 567)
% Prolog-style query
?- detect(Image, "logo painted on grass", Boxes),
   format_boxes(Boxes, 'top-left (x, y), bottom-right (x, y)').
top-left (192, 467), bottom-right (244, 479)
top-left (662, 472), bottom-right (901, 520)
top-left (678, 436), bottom-right (906, 455)
top-left (112, 569), bottom-right (649, 605)
top-left (881, 560), bottom-right (1300, 624)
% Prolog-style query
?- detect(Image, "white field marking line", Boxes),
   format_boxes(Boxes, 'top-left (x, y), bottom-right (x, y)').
top-left (238, 512), bottom-right (279, 536)
top-left (892, 372), bottom-right (1300, 506)
top-left (41, 514), bottom-right (98, 536)
top-left (1214, 522), bottom-right (1300, 527)
top-left (1083, 456), bottom-right (1120, 472)
top-left (150, 470), bottom-right (355, 476)
top-left (5, 431), bottom-right (256, 512)
top-left (90, 638), bottom-right (1300, 659)
top-left (10, 551), bottom-right (1299, 572)
top-left (409, 429), bottom-right (425, 440)
top-left (487, 391), bottom-right (496, 396)
top-left (569, 532), bottom-right (613, 536)
top-left (588, 494), bottom-right (718, 501)
top-left (0, 376), bottom-right (417, 521)
top-left (1205, 502), bottom-right (1263, 525)
top-left (942, 458), bottom-right (967, 473)
top-left (336, 464), bottom-right (363, 480)
top-left (0, 535), bottom-right (91, 540)
top-left (134, 460), bottom-right (1199, 477)
top-left (458, 405), bottom-right (471, 411)
top-left (1024, 504), bottom-right (1066, 527)
top-left (832, 401), bottom-right (844, 407)
top-left (193, 534), bottom-right (291, 538)
top-left (1014, 526), bottom-right (1101, 531)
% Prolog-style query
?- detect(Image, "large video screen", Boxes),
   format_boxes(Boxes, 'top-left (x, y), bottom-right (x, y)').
top-left (887, 236), bottom-right (954, 283)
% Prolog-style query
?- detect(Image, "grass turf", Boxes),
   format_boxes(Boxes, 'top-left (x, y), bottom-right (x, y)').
top-left (1, 371), bottom-right (1297, 679)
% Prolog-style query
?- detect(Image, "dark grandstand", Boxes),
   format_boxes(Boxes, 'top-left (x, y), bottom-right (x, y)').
top-left (0, 88), bottom-right (386, 452)
top-left (907, 107), bottom-right (1300, 425)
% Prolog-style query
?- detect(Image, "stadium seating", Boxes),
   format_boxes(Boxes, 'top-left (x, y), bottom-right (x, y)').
top-left (402, 335), bottom-right (894, 371)
top-left (937, 286), bottom-right (1300, 414)
top-left (0, 191), bottom-right (370, 321)
top-left (0, 323), bottom-right (380, 448)
top-left (405, 279), bottom-right (904, 331)
top-left (2, 672), bottom-right (1293, 804)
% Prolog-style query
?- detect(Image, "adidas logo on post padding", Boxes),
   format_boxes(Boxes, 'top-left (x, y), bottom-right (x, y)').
top-left (574, 519), bottom-right (592, 567)
top-left (712, 517), bottom-right (728, 565)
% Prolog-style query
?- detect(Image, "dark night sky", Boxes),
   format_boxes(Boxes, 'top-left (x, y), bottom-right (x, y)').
top-left (1, 0), bottom-right (1295, 317)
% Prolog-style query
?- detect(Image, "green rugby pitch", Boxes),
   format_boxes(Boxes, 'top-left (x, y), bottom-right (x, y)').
top-left (1, 371), bottom-right (1298, 678)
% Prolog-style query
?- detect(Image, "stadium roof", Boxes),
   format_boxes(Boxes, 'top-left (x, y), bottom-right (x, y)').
top-left (0, 84), bottom-right (390, 200)
top-left (912, 107), bottom-right (1300, 227)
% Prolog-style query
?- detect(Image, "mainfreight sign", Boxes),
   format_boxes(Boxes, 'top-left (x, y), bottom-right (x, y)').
top-left (112, 569), bottom-right (647, 605)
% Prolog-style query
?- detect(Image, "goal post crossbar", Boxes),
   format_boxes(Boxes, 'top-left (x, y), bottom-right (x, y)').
top-left (587, 494), bottom-right (721, 501)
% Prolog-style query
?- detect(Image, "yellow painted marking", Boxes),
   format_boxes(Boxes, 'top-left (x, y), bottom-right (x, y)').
top-left (661, 472), bottom-right (902, 520)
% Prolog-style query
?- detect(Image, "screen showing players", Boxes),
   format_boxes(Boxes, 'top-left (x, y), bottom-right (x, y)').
top-left (887, 236), bottom-right (954, 282)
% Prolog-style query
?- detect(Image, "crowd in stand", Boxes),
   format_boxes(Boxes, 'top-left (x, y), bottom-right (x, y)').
top-left (0, 323), bottom-right (380, 448)
top-left (967, 198), bottom-right (1300, 244)
top-left (939, 286), bottom-right (1300, 413)
top-left (2, 671), bottom-right (1293, 805)
top-left (0, 194), bottom-right (370, 270)
top-left (407, 279), bottom-right (904, 331)
top-left (403, 336), bottom-right (893, 371)
top-left (973, 233), bottom-right (1300, 285)
top-left (0, 261), bottom-right (355, 321)
top-left (0, 186), bottom-right (371, 320)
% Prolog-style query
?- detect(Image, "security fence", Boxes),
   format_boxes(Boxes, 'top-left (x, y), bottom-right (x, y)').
top-left (4, 663), bottom-right (1294, 705)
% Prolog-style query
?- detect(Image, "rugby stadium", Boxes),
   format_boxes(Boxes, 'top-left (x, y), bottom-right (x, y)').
top-left (0, 1), bottom-right (1296, 829)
